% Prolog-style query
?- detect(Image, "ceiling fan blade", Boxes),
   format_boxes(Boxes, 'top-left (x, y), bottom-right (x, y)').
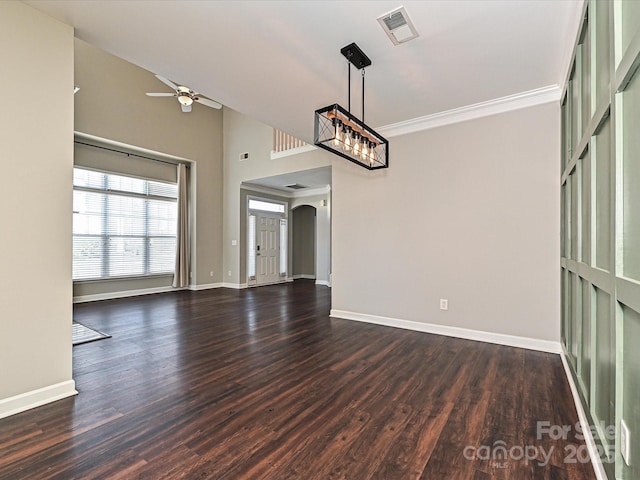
top-left (195, 97), bottom-right (222, 109)
top-left (146, 92), bottom-right (175, 97)
top-left (181, 104), bottom-right (192, 113)
top-left (155, 74), bottom-right (178, 91)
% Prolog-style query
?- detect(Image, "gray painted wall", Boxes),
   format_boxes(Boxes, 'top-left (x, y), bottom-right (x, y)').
top-left (332, 102), bottom-right (561, 342)
top-left (292, 206), bottom-right (316, 277)
top-left (291, 193), bottom-right (331, 285)
top-left (222, 108), bottom-right (331, 286)
top-left (223, 104), bottom-right (561, 344)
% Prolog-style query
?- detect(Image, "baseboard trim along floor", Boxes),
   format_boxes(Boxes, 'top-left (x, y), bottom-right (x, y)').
top-left (329, 309), bottom-right (561, 354)
top-left (0, 380), bottom-right (77, 420)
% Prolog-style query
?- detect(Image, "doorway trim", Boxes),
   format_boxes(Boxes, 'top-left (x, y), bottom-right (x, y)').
top-left (246, 195), bottom-right (288, 287)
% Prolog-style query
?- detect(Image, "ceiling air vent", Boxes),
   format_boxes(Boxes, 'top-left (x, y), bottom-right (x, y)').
top-left (377, 6), bottom-right (419, 45)
top-left (285, 184), bottom-right (307, 190)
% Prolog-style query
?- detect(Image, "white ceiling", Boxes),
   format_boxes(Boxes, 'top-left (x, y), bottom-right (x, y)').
top-left (27, 0), bottom-right (582, 143)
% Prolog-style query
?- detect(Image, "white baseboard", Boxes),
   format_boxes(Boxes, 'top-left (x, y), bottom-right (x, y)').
top-left (315, 280), bottom-right (331, 287)
top-left (221, 282), bottom-right (248, 289)
top-left (293, 274), bottom-right (316, 280)
top-left (560, 349), bottom-right (608, 480)
top-left (329, 309), bottom-right (561, 354)
top-left (74, 285), bottom-right (181, 303)
top-left (188, 282), bottom-right (223, 291)
top-left (0, 380), bottom-right (77, 420)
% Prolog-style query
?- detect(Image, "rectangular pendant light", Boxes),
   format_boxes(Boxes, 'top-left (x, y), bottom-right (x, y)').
top-left (314, 104), bottom-right (389, 170)
top-left (314, 43), bottom-right (389, 170)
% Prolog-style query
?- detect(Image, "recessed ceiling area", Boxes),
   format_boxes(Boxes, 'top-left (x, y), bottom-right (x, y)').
top-left (243, 166), bottom-right (331, 194)
top-left (26, 1), bottom-right (583, 142)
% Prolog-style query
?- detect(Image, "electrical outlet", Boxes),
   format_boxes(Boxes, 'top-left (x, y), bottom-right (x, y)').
top-left (210, 271), bottom-right (214, 277)
top-left (621, 419), bottom-right (631, 466)
top-left (440, 299), bottom-right (448, 310)
top-left (228, 270), bottom-right (232, 277)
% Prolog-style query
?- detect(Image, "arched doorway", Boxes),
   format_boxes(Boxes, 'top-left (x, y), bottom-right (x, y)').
top-left (291, 205), bottom-right (316, 280)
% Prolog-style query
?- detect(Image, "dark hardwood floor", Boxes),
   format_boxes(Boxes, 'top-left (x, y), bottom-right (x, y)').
top-left (0, 281), bottom-right (595, 479)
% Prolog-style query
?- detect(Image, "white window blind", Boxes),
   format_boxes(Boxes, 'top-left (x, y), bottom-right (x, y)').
top-left (248, 199), bottom-right (285, 213)
top-left (73, 168), bottom-right (178, 280)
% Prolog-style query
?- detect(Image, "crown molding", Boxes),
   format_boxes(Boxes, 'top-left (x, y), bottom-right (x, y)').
top-left (291, 185), bottom-right (331, 198)
top-left (241, 183), bottom-right (289, 198)
top-left (242, 182), bottom-right (330, 199)
top-left (376, 85), bottom-right (562, 138)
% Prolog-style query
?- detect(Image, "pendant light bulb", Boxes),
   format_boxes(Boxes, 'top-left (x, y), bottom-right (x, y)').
top-left (353, 132), bottom-right (361, 156)
top-left (333, 118), bottom-right (342, 146)
top-left (344, 126), bottom-right (352, 152)
top-left (369, 141), bottom-right (376, 165)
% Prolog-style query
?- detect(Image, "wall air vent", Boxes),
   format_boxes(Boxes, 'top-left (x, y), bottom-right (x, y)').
top-left (377, 6), bottom-right (419, 45)
top-left (285, 184), bottom-right (307, 190)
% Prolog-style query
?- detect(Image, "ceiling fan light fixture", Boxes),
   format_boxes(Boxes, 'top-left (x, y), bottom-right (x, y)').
top-left (147, 75), bottom-right (222, 112)
top-left (177, 93), bottom-right (193, 106)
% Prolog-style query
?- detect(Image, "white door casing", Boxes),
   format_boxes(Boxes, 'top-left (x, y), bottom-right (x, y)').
top-left (256, 213), bottom-right (281, 285)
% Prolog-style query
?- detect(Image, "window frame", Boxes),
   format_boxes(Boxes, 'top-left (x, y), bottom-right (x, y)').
top-left (72, 167), bottom-right (178, 282)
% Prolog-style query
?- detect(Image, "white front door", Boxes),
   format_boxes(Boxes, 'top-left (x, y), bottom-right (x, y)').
top-left (256, 213), bottom-right (281, 284)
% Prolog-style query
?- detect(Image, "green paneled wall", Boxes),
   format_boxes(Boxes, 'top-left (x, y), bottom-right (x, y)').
top-left (560, 1), bottom-right (640, 479)
top-left (580, 279), bottom-right (592, 398)
top-left (622, 306), bottom-right (640, 480)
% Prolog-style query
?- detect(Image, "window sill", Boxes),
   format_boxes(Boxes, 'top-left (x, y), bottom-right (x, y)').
top-left (73, 273), bottom-right (174, 284)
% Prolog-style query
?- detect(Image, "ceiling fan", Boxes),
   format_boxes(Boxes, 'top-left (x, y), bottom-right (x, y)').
top-left (146, 75), bottom-right (222, 113)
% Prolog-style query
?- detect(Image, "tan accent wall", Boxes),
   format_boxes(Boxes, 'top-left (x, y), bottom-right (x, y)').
top-left (0, 2), bottom-right (74, 400)
top-left (73, 39), bottom-right (223, 296)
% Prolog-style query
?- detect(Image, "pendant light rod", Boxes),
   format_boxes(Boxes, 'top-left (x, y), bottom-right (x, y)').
top-left (341, 42), bottom-right (371, 117)
top-left (348, 61), bottom-right (351, 113)
top-left (362, 68), bottom-right (365, 123)
top-left (314, 42), bottom-right (388, 171)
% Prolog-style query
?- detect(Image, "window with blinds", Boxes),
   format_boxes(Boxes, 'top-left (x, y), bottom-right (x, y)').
top-left (72, 167), bottom-right (178, 280)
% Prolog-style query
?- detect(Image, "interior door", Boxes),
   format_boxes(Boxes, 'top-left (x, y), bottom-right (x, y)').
top-left (256, 213), bottom-right (280, 284)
